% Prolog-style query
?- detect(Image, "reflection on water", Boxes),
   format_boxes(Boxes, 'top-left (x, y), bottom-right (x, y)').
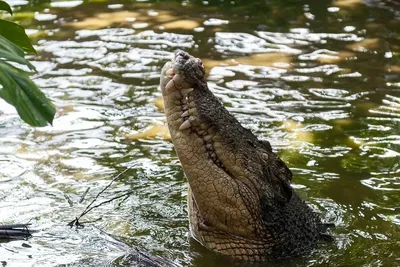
top-left (1, 0), bottom-right (400, 266)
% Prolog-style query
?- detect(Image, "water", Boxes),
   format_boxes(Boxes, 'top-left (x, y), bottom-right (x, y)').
top-left (0, 0), bottom-right (399, 266)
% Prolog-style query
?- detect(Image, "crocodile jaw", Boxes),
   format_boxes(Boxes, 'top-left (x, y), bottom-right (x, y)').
top-left (160, 52), bottom-right (264, 253)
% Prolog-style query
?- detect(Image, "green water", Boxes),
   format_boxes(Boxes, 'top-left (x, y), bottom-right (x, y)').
top-left (0, 0), bottom-right (399, 266)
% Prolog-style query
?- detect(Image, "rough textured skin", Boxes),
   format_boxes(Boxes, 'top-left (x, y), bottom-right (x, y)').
top-left (160, 51), bottom-right (331, 262)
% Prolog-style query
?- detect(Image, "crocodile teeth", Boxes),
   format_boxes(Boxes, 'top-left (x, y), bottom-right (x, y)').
top-left (179, 120), bottom-right (192, 131)
top-left (181, 88), bottom-right (194, 96)
top-left (173, 73), bottom-right (183, 87)
top-left (165, 80), bottom-right (175, 92)
top-left (181, 110), bottom-right (190, 118)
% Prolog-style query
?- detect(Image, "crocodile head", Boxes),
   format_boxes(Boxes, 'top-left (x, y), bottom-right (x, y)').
top-left (160, 51), bottom-right (329, 261)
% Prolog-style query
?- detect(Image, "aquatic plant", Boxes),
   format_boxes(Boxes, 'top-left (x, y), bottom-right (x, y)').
top-left (0, 0), bottom-right (55, 127)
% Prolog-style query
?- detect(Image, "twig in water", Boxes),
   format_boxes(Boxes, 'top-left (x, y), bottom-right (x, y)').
top-left (79, 187), bottom-right (90, 203)
top-left (64, 193), bottom-right (74, 207)
top-left (67, 169), bottom-right (131, 228)
top-left (82, 191), bottom-right (133, 218)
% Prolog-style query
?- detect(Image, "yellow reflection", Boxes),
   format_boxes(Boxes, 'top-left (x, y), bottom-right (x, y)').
top-left (333, 0), bottom-right (363, 7)
top-left (388, 65), bottom-right (400, 73)
top-left (154, 12), bottom-right (179, 23)
top-left (68, 8), bottom-right (201, 31)
top-left (283, 119), bottom-right (302, 132)
top-left (316, 51), bottom-right (355, 64)
top-left (154, 96), bottom-right (165, 112)
top-left (347, 38), bottom-right (383, 52)
top-left (292, 132), bottom-right (314, 143)
top-left (203, 52), bottom-right (291, 70)
top-left (13, 12), bottom-right (35, 20)
top-left (69, 11), bottom-right (141, 29)
top-left (126, 124), bottom-right (171, 140)
top-left (283, 120), bottom-right (314, 143)
top-left (235, 53), bottom-right (291, 68)
top-left (346, 137), bottom-right (362, 149)
top-left (333, 118), bottom-right (353, 127)
top-left (160, 20), bottom-right (200, 30)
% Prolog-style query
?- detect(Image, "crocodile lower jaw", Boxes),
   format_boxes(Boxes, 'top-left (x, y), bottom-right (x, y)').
top-left (162, 67), bottom-right (225, 169)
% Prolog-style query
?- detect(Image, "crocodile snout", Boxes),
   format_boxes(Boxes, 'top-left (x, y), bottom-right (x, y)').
top-left (160, 51), bottom-right (205, 96)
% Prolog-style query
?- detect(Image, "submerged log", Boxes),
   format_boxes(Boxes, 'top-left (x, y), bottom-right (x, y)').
top-left (0, 224), bottom-right (33, 240)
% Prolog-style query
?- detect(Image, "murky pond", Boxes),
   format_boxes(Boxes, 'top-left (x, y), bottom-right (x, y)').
top-left (1, 0), bottom-right (400, 266)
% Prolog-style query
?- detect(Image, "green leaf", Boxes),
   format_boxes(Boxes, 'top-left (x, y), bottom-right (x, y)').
top-left (0, 19), bottom-right (36, 54)
top-left (0, 35), bottom-right (36, 71)
top-left (0, 61), bottom-right (55, 127)
top-left (0, 0), bottom-right (12, 15)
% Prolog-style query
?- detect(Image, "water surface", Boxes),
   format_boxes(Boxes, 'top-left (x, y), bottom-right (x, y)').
top-left (0, 0), bottom-right (399, 266)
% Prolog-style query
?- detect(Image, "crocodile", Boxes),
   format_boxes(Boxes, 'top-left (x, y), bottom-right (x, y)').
top-left (160, 50), bottom-right (332, 262)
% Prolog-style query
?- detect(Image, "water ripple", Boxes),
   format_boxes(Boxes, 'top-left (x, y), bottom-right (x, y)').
top-left (215, 32), bottom-right (302, 55)
top-left (362, 177), bottom-right (400, 191)
top-left (257, 30), bottom-right (362, 45)
top-left (100, 30), bottom-right (195, 48)
top-left (1, 1), bottom-right (400, 266)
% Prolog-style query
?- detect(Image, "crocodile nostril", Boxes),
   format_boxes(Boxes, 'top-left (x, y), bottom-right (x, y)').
top-left (181, 53), bottom-right (189, 60)
top-left (176, 50), bottom-right (189, 60)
